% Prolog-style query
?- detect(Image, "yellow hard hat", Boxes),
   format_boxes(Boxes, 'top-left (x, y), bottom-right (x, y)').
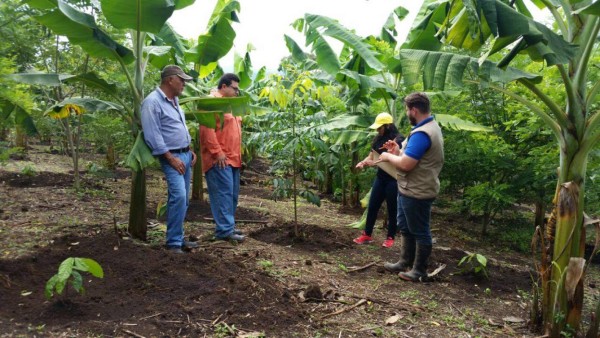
top-left (369, 112), bottom-right (394, 129)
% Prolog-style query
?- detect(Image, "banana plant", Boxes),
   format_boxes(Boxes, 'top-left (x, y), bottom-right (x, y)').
top-left (21, 0), bottom-right (247, 241)
top-left (45, 98), bottom-right (122, 189)
top-left (396, 0), bottom-right (599, 334)
top-left (22, 0), bottom-right (196, 240)
top-left (288, 12), bottom-right (494, 207)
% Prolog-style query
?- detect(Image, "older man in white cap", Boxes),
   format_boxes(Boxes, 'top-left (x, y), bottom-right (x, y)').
top-left (141, 65), bottom-right (198, 254)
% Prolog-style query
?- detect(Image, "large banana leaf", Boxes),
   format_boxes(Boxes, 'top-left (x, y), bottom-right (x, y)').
top-left (150, 23), bottom-right (189, 66)
top-left (25, 0), bottom-right (57, 9)
top-left (3, 73), bottom-right (69, 86)
top-left (414, 0), bottom-right (578, 67)
top-left (577, 1), bottom-right (600, 15)
top-left (62, 72), bottom-right (120, 97)
top-left (337, 69), bottom-right (397, 100)
top-left (435, 114), bottom-right (492, 132)
top-left (284, 35), bottom-right (309, 63)
top-left (50, 97), bottom-right (124, 113)
top-left (328, 129), bottom-right (371, 146)
top-left (381, 6), bottom-right (410, 46)
top-left (185, 0), bottom-right (240, 67)
top-left (0, 96), bottom-right (37, 136)
top-left (14, 105), bottom-right (38, 136)
top-left (31, 1), bottom-right (134, 64)
top-left (180, 96), bottom-right (249, 115)
top-left (396, 49), bottom-right (542, 90)
top-left (8, 72), bottom-right (123, 102)
top-left (234, 45), bottom-right (253, 89)
top-left (304, 14), bottom-right (384, 72)
top-left (126, 133), bottom-right (156, 171)
top-left (144, 46), bottom-right (173, 70)
top-left (101, 0), bottom-right (177, 34)
top-left (181, 96), bottom-right (251, 128)
top-left (316, 114), bottom-right (372, 131)
top-left (401, 0), bottom-right (445, 50)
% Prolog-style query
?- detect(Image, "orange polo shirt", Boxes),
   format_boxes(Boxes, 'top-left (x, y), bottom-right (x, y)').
top-left (199, 91), bottom-right (242, 173)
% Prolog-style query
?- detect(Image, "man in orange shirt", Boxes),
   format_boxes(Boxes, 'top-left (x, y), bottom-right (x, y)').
top-left (200, 73), bottom-right (244, 241)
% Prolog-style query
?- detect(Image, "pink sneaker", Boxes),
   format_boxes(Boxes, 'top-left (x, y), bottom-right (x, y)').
top-left (353, 231), bottom-right (373, 244)
top-left (382, 237), bottom-right (394, 248)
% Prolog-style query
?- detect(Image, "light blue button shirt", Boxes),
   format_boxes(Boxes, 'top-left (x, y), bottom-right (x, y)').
top-left (141, 87), bottom-right (191, 156)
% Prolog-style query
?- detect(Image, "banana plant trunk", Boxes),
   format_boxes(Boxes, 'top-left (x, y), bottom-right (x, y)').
top-left (544, 135), bottom-right (588, 335)
top-left (128, 168), bottom-right (147, 240)
top-left (191, 140), bottom-right (203, 200)
top-left (127, 30), bottom-right (148, 240)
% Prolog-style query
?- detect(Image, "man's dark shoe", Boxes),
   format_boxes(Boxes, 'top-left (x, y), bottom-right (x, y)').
top-left (217, 233), bottom-right (245, 242)
top-left (233, 229), bottom-right (243, 235)
top-left (384, 235), bottom-right (416, 272)
top-left (167, 246), bottom-right (185, 254)
top-left (182, 240), bottom-right (199, 249)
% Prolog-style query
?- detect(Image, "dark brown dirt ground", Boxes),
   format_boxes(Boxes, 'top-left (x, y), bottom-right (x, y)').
top-left (0, 146), bottom-right (597, 337)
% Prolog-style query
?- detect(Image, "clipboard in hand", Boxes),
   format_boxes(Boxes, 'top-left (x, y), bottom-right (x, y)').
top-left (372, 151), bottom-right (398, 180)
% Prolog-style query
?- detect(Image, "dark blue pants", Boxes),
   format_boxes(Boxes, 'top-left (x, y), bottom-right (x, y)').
top-left (365, 176), bottom-right (398, 238)
top-left (397, 193), bottom-right (434, 245)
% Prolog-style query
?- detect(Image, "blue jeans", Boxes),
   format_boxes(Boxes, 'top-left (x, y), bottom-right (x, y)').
top-left (206, 165), bottom-right (240, 238)
top-left (159, 151), bottom-right (192, 248)
top-left (397, 193), bottom-right (434, 245)
top-left (365, 176), bottom-right (397, 238)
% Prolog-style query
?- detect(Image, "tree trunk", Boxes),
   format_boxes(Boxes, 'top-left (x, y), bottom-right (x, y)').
top-left (106, 143), bottom-right (116, 170)
top-left (534, 200), bottom-right (546, 228)
top-left (350, 147), bottom-right (359, 207)
top-left (191, 130), bottom-right (203, 201)
top-left (0, 126), bottom-right (8, 142)
top-left (15, 125), bottom-right (27, 149)
top-left (128, 169), bottom-right (147, 241)
top-left (325, 167), bottom-right (333, 194)
top-left (544, 143), bottom-right (588, 334)
top-left (481, 210), bottom-right (490, 237)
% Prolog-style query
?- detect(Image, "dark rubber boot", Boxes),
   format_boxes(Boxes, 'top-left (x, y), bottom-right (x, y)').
top-left (384, 235), bottom-right (416, 272)
top-left (399, 244), bottom-right (432, 282)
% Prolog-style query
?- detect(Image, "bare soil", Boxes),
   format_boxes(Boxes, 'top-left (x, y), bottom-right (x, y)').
top-left (0, 146), bottom-right (594, 337)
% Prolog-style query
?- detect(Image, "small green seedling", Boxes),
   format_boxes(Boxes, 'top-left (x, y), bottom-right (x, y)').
top-left (457, 253), bottom-right (489, 278)
top-left (45, 257), bottom-right (104, 300)
top-left (21, 164), bottom-right (37, 177)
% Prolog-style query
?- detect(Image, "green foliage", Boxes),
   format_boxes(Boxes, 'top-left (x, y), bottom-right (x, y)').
top-left (457, 253), bottom-right (489, 278)
top-left (495, 224), bottom-right (535, 253)
top-left (464, 182), bottom-right (515, 223)
top-left (20, 164), bottom-right (37, 177)
top-left (0, 143), bottom-right (19, 165)
top-left (213, 322), bottom-right (237, 338)
top-left (45, 257), bottom-right (104, 300)
top-left (257, 259), bottom-right (273, 269)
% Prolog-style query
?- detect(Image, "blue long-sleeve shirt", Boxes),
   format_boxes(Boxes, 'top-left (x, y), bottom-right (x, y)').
top-left (141, 87), bottom-right (191, 156)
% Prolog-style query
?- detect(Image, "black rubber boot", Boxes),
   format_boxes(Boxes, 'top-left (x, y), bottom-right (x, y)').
top-left (384, 235), bottom-right (416, 272)
top-left (399, 244), bottom-right (432, 282)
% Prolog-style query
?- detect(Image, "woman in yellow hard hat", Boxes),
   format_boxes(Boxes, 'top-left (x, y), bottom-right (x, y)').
top-left (354, 112), bottom-right (404, 248)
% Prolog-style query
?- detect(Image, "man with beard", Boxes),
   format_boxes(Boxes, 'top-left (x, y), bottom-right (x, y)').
top-left (376, 92), bottom-right (444, 282)
top-left (141, 65), bottom-right (198, 254)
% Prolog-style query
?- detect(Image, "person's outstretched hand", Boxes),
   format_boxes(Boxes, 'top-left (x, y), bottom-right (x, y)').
top-left (356, 159), bottom-right (375, 169)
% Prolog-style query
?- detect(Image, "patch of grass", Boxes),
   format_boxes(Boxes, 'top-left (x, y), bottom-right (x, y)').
top-left (398, 289), bottom-right (419, 299)
top-left (258, 259), bottom-right (273, 269)
top-left (425, 300), bottom-right (439, 310)
top-left (316, 252), bottom-right (330, 260)
top-left (146, 225), bottom-right (166, 245)
top-left (257, 259), bottom-right (284, 278)
top-left (491, 221), bottom-right (535, 253)
top-left (286, 269), bottom-right (302, 277)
